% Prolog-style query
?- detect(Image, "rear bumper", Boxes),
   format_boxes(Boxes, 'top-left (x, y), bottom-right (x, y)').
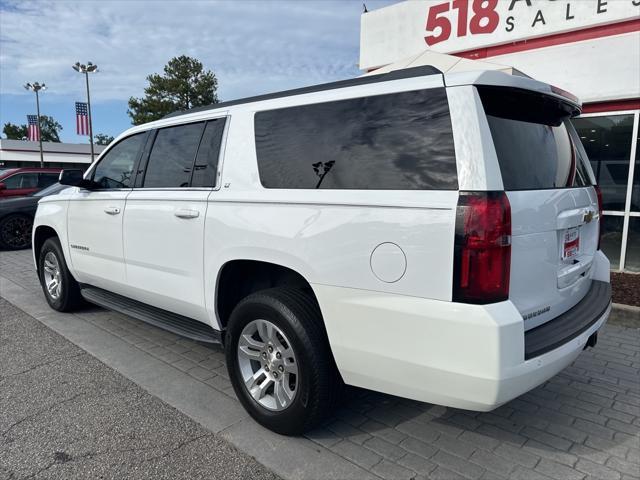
top-left (313, 282), bottom-right (611, 411)
top-left (525, 280), bottom-right (611, 359)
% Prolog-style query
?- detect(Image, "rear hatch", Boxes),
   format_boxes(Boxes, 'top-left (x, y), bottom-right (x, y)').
top-left (478, 86), bottom-right (599, 330)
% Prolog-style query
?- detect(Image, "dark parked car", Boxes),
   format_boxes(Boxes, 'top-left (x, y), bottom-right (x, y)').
top-left (0, 183), bottom-right (68, 250)
top-left (0, 167), bottom-right (62, 199)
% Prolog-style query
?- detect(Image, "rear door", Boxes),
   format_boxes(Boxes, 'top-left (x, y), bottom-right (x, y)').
top-left (2, 172), bottom-right (40, 197)
top-left (122, 117), bottom-right (227, 322)
top-left (479, 87), bottom-right (599, 330)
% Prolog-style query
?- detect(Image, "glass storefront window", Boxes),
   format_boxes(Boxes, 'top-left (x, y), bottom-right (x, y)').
top-left (572, 115), bottom-right (634, 211)
top-left (600, 215), bottom-right (623, 270)
top-left (632, 134), bottom-right (640, 212)
top-left (626, 217), bottom-right (640, 273)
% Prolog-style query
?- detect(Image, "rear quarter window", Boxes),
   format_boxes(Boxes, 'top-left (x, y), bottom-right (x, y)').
top-left (254, 88), bottom-right (457, 190)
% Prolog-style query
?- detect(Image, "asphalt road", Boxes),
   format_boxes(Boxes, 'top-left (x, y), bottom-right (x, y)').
top-left (0, 298), bottom-right (279, 480)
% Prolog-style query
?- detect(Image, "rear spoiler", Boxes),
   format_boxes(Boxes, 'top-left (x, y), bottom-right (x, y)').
top-left (444, 70), bottom-right (582, 116)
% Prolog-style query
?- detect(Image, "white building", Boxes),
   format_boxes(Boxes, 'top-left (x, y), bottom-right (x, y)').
top-left (0, 139), bottom-right (105, 170)
top-left (360, 0), bottom-right (640, 272)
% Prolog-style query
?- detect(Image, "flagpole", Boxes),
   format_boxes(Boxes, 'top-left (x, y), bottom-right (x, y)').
top-left (24, 82), bottom-right (46, 168)
top-left (72, 62), bottom-right (98, 162)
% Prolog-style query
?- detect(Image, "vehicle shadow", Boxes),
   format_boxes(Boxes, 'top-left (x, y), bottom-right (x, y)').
top-left (305, 338), bottom-right (636, 467)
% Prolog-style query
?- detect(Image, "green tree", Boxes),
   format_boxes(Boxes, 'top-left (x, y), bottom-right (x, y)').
top-left (95, 133), bottom-right (115, 145)
top-left (127, 55), bottom-right (219, 125)
top-left (2, 123), bottom-right (27, 140)
top-left (2, 115), bottom-right (63, 142)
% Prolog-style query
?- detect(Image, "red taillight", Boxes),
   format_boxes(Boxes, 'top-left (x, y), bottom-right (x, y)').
top-left (594, 185), bottom-right (603, 250)
top-left (453, 191), bottom-right (511, 304)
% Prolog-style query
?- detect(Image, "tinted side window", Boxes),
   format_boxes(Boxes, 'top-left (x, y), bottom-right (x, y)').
top-left (4, 173), bottom-right (39, 189)
top-left (192, 119), bottom-right (226, 187)
top-left (38, 173), bottom-right (59, 188)
top-left (255, 88), bottom-right (457, 190)
top-left (93, 133), bottom-right (145, 188)
top-left (144, 123), bottom-right (204, 188)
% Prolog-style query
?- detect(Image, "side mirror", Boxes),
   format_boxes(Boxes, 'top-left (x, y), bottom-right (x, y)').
top-left (59, 169), bottom-right (84, 186)
top-left (0, 182), bottom-right (6, 191)
top-left (59, 169), bottom-right (97, 189)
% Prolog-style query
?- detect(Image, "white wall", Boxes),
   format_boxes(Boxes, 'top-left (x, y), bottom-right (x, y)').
top-left (486, 31), bottom-right (640, 103)
top-left (360, 0), bottom-right (640, 68)
top-left (360, 0), bottom-right (640, 103)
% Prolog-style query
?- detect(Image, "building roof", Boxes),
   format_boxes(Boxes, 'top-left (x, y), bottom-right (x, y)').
top-left (0, 139), bottom-right (106, 155)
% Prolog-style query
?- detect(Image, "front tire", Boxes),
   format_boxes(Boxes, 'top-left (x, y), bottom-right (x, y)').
top-left (225, 287), bottom-right (342, 435)
top-left (38, 237), bottom-right (84, 312)
top-left (0, 214), bottom-right (33, 250)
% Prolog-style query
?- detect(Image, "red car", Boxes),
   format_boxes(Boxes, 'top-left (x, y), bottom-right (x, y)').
top-left (0, 168), bottom-right (61, 199)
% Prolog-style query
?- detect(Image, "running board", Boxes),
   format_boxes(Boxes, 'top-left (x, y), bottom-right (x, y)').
top-left (80, 285), bottom-right (221, 344)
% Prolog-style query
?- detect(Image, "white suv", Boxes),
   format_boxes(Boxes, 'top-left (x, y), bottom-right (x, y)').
top-left (33, 67), bottom-right (612, 435)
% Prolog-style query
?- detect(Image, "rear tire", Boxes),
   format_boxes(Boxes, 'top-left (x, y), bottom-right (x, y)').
top-left (225, 287), bottom-right (342, 435)
top-left (0, 214), bottom-right (33, 250)
top-left (38, 237), bottom-right (84, 312)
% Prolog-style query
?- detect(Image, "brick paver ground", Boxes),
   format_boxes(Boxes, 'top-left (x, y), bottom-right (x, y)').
top-left (1, 249), bottom-right (639, 480)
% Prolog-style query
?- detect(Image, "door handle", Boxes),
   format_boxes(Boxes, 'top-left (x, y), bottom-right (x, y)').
top-left (174, 209), bottom-right (200, 219)
top-left (104, 206), bottom-right (121, 215)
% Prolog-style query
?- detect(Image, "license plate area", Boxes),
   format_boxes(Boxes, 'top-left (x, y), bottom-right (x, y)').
top-left (562, 226), bottom-right (580, 261)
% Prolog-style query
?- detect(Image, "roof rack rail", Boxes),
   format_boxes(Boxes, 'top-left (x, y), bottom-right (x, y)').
top-left (164, 65), bottom-right (442, 119)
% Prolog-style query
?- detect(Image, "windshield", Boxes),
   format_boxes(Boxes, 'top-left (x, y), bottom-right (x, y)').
top-left (32, 183), bottom-right (67, 197)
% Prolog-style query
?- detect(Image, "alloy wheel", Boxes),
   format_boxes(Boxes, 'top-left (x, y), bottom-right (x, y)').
top-left (43, 251), bottom-right (62, 300)
top-left (237, 318), bottom-right (299, 411)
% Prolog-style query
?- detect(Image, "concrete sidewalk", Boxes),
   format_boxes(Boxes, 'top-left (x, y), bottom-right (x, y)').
top-left (0, 298), bottom-right (279, 480)
top-left (1, 248), bottom-right (639, 480)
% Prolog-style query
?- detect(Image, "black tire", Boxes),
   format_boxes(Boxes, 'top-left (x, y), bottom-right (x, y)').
top-left (38, 237), bottom-right (84, 312)
top-left (0, 214), bottom-right (33, 250)
top-left (225, 287), bottom-right (342, 435)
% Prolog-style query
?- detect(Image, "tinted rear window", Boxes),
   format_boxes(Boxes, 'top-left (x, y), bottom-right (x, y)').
top-left (479, 86), bottom-right (593, 191)
top-left (255, 88), bottom-right (457, 190)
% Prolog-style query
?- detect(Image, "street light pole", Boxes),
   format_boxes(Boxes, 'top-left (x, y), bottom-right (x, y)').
top-left (24, 82), bottom-right (46, 168)
top-left (84, 69), bottom-right (95, 162)
top-left (73, 62), bottom-right (98, 162)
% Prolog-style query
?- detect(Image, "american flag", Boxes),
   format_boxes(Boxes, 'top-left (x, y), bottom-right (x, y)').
top-left (27, 115), bottom-right (40, 141)
top-left (76, 102), bottom-right (89, 136)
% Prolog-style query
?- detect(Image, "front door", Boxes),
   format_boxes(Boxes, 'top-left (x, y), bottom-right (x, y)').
top-left (122, 118), bottom-right (227, 322)
top-left (67, 132), bottom-right (147, 293)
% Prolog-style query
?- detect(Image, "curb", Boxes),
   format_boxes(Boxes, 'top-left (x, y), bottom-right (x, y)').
top-left (609, 302), bottom-right (640, 328)
top-left (0, 275), bottom-right (376, 480)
